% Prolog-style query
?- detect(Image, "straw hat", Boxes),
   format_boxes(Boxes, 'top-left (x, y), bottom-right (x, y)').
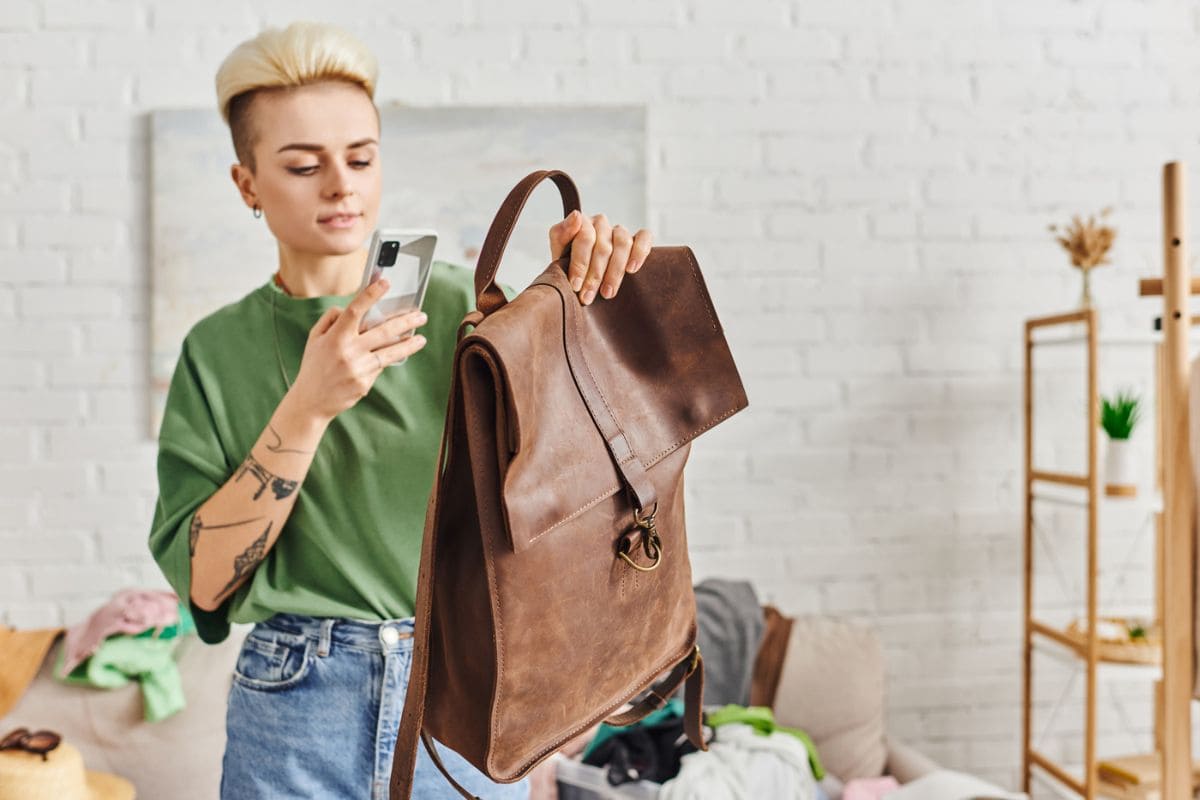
top-left (0, 738), bottom-right (135, 800)
top-left (0, 625), bottom-right (64, 718)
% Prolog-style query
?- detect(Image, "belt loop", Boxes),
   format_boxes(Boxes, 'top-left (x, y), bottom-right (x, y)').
top-left (317, 618), bottom-right (334, 657)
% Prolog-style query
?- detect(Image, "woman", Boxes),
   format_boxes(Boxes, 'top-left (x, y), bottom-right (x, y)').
top-left (147, 21), bottom-right (652, 800)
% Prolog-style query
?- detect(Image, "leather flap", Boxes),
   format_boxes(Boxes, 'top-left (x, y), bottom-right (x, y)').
top-left (462, 245), bottom-right (748, 553)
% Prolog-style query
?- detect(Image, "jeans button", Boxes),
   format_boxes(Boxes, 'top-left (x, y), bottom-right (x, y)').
top-left (380, 626), bottom-right (400, 646)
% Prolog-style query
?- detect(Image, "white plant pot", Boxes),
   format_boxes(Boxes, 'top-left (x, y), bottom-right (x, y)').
top-left (1104, 437), bottom-right (1137, 495)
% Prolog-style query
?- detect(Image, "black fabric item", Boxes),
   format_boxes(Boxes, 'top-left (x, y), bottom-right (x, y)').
top-left (672, 578), bottom-right (764, 707)
top-left (581, 716), bottom-right (699, 785)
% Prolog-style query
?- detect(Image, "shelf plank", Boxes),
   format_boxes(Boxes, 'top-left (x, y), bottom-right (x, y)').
top-left (1032, 469), bottom-right (1091, 488)
top-left (1032, 623), bottom-right (1163, 681)
top-left (1028, 310), bottom-right (1093, 330)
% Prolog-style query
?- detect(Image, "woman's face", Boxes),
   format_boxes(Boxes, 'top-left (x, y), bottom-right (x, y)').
top-left (232, 80), bottom-right (382, 255)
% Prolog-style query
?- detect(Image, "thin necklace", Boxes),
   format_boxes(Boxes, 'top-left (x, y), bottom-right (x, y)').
top-left (270, 273), bottom-right (294, 391)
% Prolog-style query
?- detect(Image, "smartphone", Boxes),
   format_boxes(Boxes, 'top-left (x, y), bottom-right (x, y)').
top-left (357, 228), bottom-right (437, 364)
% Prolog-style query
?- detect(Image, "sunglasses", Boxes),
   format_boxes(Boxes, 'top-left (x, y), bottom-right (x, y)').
top-left (0, 727), bottom-right (61, 762)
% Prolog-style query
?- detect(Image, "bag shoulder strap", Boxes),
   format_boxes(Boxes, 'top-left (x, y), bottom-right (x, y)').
top-left (389, 324), bottom-right (473, 799)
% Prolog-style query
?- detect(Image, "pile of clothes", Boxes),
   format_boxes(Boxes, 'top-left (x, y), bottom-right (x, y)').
top-left (571, 578), bottom-right (1028, 800)
top-left (575, 578), bottom-right (836, 798)
top-left (582, 699), bottom-right (830, 799)
top-left (1, 588), bottom-right (195, 723)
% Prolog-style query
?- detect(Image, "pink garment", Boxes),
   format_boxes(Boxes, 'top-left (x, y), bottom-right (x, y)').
top-left (843, 776), bottom-right (900, 800)
top-left (57, 588), bottom-right (181, 677)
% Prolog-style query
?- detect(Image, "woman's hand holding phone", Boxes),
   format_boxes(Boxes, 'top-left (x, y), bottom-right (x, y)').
top-left (287, 277), bottom-right (429, 423)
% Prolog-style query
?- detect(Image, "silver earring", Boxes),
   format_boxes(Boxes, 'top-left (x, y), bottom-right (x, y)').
top-left (253, 205), bottom-right (262, 219)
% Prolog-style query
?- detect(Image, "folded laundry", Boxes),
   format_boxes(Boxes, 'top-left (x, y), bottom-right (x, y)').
top-left (58, 588), bottom-right (183, 677)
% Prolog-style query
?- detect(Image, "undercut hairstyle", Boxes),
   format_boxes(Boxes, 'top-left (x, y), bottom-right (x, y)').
top-left (214, 21), bottom-right (380, 173)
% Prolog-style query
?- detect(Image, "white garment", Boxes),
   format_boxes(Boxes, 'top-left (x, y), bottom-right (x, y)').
top-left (658, 722), bottom-right (818, 800)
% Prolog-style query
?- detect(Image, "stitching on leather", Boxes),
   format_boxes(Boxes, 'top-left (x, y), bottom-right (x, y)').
top-left (572, 248), bottom-right (729, 471)
top-left (634, 245), bottom-right (743, 465)
top-left (683, 246), bottom-right (721, 334)
top-left (645, 403), bottom-right (744, 466)
top-left (528, 268), bottom-right (745, 528)
top-left (524, 484), bottom-right (620, 545)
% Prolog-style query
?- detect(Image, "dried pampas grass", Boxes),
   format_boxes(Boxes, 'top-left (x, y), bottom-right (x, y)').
top-left (1049, 207), bottom-right (1117, 270)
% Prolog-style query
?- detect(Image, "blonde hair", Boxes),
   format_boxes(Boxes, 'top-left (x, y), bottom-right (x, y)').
top-left (214, 21), bottom-right (380, 172)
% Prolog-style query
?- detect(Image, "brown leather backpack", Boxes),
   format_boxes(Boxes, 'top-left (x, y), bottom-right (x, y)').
top-left (390, 169), bottom-right (749, 798)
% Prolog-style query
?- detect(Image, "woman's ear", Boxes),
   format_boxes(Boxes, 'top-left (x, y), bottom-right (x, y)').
top-left (229, 163), bottom-right (258, 212)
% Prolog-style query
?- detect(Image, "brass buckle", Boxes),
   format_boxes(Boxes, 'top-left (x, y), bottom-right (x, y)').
top-left (617, 502), bottom-right (663, 572)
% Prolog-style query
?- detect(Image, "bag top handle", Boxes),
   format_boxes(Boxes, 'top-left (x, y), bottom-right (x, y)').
top-left (473, 169), bottom-right (581, 317)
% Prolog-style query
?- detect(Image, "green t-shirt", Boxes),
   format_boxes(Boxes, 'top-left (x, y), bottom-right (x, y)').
top-left (148, 260), bottom-right (511, 645)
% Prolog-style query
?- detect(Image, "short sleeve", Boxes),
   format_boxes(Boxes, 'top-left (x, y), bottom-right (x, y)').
top-left (146, 336), bottom-right (235, 645)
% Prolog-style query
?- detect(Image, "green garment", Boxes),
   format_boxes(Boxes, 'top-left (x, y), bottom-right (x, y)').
top-left (55, 635), bottom-right (187, 722)
top-left (706, 704), bottom-right (825, 780)
top-left (53, 603), bottom-right (196, 722)
top-left (148, 261), bottom-right (514, 645)
top-left (582, 696), bottom-right (686, 762)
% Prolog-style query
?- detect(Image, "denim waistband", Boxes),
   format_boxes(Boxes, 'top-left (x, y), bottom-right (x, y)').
top-left (258, 611), bottom-right (416, 654)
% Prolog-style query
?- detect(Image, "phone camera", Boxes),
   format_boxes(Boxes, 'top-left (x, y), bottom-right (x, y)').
top-left (378, 240), bottom-right (400, 267)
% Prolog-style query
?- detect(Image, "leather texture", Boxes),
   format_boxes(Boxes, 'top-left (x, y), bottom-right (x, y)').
top-left (389, 169), bottom-right (749, 799)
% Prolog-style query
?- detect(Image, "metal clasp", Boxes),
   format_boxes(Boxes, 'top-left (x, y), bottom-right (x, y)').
top-left (617, 502), bottom-right (663, 572)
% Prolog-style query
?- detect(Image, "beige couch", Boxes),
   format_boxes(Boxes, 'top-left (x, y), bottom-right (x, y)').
top-left (1, 615), bottom-right (935, 798)
top-left (1, 624), bottom-right (250, 799)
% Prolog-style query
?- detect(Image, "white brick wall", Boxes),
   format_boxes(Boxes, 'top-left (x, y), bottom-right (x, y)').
top-left (4, 0), bottom-right (1199, 791)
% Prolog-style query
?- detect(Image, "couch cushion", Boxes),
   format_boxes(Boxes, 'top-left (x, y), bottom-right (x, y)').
top-left (0, 625), bottom-right (248, 800)
top-left (768, 614), bottom-right (887, 782)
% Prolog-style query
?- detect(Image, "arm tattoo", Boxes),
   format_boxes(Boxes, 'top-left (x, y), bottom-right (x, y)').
top-left (264, 423), bottom-right (316, 455)
top-left (189, 511), bottom-right (266, 558)
top-left (212, 520), bottom-right (272, 605)
top-left (234, 452), bottom-right (299, 500)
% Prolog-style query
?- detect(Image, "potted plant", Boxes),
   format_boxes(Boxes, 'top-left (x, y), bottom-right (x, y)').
top-left (1049, 207), bottom-right (1117, 309)
top-left (1101, 387), bottom-right (1141, 496)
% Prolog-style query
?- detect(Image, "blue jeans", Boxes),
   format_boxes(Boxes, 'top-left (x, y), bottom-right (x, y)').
top-left (220, 612), bottom-right (531, 799)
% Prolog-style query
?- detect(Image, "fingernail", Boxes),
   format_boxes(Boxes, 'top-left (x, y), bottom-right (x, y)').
top-left (571, 276), bottom-right (583, 292)
top-left (570, 210), bottom-right (580, 222)
top-left (582, 289), bottom-right (595, 304)
top-left (375, 280), bottom-right (388, 292)
top-left (601, 284), bottom-right (614, 299)
top-left (628, 260), bottom-right (640, 272)
top-left (417, 312), bottom-right (427, 323)
top-left (415, 335), bottom-right (426, 345)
